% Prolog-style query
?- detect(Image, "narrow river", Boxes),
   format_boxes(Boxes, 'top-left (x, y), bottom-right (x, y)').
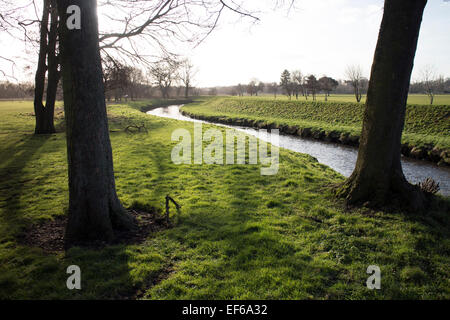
top-left (147, 105), bottom-right (450, 196)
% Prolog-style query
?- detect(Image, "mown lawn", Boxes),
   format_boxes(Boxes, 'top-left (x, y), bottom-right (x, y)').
top-left (181, 97), bottom-right (450, 152)
top-left (0, 100), bottom-right (449, 299)
top-left (256, 94), bottom-right (450, 105)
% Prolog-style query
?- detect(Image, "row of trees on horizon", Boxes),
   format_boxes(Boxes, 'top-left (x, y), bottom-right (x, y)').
top-left (1, 62), bottom-right (449, 105)
top-left (225, 66), bottom-right (450, 104)
top-left (0, 56), bottom-right (200, 102)
top-left (232, 71), bottom-right (346, 102)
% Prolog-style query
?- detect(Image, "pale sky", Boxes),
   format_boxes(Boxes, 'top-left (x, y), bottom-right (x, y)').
top-left (1, 0), bottom-right (449, 87)
top-left (187, 0), bottom-right (450, 87)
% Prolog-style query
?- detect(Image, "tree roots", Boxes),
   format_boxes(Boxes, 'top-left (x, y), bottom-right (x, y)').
top-left (337, 172), bottom-right (428, 213)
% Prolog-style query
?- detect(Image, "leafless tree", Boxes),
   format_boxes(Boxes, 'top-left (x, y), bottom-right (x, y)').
top-left (318, 76), bottom-right (338, 101)
top-left (0, 0), bottom-right (58, 133)
top-left (178, 58), bottom-right (197, 98)
top-left (149, 57), bottom-right (180, 99)
top-left (291, 70), bottom-right (303, 100)
top-left (257, 81), bottom-right (265, 96)
top-left (345, 65), bottom-right (366, 103)
top-left (247, 80), bottom-right (257, 96)
top-left (247, 79), bottom-right (264, 96)
top-left (245, 79), bottom-right (264, 96)
top-left (420, 65), bottom-right (440, 105)
top-left (4, 0), bottom-right (295, 245)
top-left (338, 0), bottom-right (429, 211)
top-left (236, 83), bottom-right (245, 96)
top-left (97, 0), bottom-right (260, 66)
top-left (103, 58), bottom-right (135, 102)
top-left (2, 0), bottom-right (262, 133)
top-left (305, 74), bottom-right (319, 101)
top-left (269, 82), bottom-right (279, 99)
top-left (0, 0), bottom-right (39, 80)
top-left (128, 67), bottom-right (146, 100)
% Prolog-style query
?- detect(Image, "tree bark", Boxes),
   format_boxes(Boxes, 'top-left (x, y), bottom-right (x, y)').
top-left (338, 0), bottom-right (427, 211)
top-left (184, 83), bottom-right (189, 98)
top-left (57, 0), bottom-right (136, 247)
top-left (34, 0), bottom-right (60, 135)
top-left (34, 0), bottom-right (57, 134)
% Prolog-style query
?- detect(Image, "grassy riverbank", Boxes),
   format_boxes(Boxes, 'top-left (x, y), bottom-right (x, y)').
top-left (181, 97), bottom-right (450, 165)
top-left (251, 94), bottom-right (450, 105)
top-left (0, 100), bottom-right (449, 299)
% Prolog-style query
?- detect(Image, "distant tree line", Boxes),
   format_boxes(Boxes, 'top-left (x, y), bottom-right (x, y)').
top-left (201, 66), bottom-right (366, 102)
top-left (410, 78), bottom-right (449, 93)
top-left (104, 57), bottom-right (198, 101)
top-left (202, 65), bottom-right (449, 105)
top-left (0, 82), bottom-right (35, 100)
top-left (0, 56), bottom-right (200, 102)
top-left (278, 70), bottom-right (340, 101)
top-left (204, 68), bottom-right (361, 102)
top-left (409, 66), bottom-right (450, 104)
top-left (3, 64), bottom-right (449, 103)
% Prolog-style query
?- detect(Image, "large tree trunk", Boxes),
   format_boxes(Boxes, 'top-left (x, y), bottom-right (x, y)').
top-left (185, 84), bottom-right (189, 98)
top-left (34, 0), bottom-right (56, 134)
top-left (34, 0), bottom-right (60, 135)
top-left (57, 0), bottom-right (136, 247)
top-left (44, 1), bottom-right (59, 128)
top-left (338, 0), bottom-right (427, 211)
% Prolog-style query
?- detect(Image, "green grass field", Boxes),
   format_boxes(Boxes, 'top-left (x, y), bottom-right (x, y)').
top-left (256, 94), bottom-right (450, 105)
top-left (181, 97), bottom-right (450, 160)
top-left (0, 100), bottom-right (449, 299)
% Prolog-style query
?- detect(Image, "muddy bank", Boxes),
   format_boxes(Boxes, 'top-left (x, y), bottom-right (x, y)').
top-left (180, 110), bottom-right (449, 166)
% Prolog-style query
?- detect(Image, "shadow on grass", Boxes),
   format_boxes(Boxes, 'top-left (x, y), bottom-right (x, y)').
top-left (0, 134), bottom-right (53, 236)
top-left (2, 108), bottom-right (448, 299)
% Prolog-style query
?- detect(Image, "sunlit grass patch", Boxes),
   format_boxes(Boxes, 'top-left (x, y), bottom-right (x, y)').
top-left (181, 97), bottom-right (450, 151)
top-left (0, 100), bottom-right (448, 299)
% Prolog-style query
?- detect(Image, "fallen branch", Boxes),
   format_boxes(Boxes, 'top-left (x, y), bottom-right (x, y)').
top-left (125, 123), bottom-right (148, 133)
top-left (165, 195), bottom-right (181, 224)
